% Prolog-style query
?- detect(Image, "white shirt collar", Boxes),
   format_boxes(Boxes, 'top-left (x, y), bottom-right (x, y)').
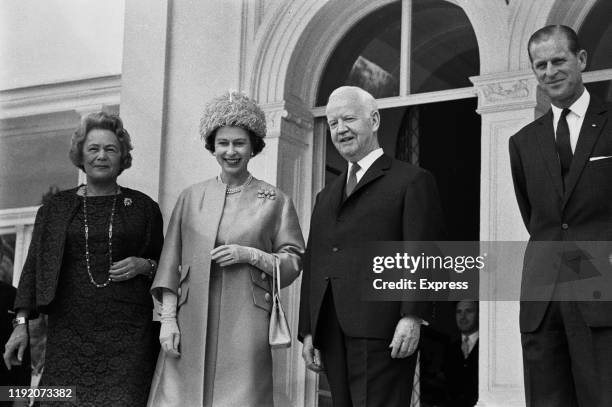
top-left (462, 331), bottom-right (479, 343)
top-left (347, 148), bottom-right (384, 183)
top-left (551, 88), bottom-right (590, 120)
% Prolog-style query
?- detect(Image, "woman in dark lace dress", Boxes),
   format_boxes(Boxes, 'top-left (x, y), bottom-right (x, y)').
top-left (3, 112), bottom-right (163, 406)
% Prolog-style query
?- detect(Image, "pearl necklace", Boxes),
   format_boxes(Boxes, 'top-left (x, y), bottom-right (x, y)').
top-left (82, 185), bottom-right (118, 288)
top-left (225, 174), bottom-right (253, 195)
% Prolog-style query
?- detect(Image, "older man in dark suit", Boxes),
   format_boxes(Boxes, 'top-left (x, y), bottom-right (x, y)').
top-left (509, 25), bottom-right (612, 406)
top-left (298, 86), bottom-right (445, 406)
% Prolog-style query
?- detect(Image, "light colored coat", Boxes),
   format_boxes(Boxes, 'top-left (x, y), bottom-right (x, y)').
top-left (147, 177), bottom-right (304, 407)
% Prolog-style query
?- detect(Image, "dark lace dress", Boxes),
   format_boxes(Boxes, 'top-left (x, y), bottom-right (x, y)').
top-left (40, 194), bottom-right (160, 407)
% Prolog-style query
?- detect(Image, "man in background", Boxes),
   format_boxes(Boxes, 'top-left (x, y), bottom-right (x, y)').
top-left (442, 300), bottom-right (478, 407)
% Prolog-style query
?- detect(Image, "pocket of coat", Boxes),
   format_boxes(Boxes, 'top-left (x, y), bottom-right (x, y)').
top-left (251, 284), bottom-right (272, 313)
top-left (250, 267), bottom-right (270, 291)
top-left (178, 265), bottom-right (190, 307)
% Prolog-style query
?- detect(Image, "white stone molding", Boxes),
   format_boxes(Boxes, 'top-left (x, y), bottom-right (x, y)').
top-left (473, 69), bottom-right (538, 405)
top-left (471, 70), bottom-right (538, 114)
top-left (119, 0), bottom-right (169, 201)
top-left (0, 207), bottom-right (38, 286)
top-left (506, 0), bottom-right (556, 70)
top-left (248, 0), bottom-right (398, 106)
top-left (453, 0), bottom-right (512, 73)
top-left (546, 0), bottom-right (598, 29)
top-left (256, 98), bottom-right (313, 407)
top-left (312, 87), bottom-right (476, 116)
top-left (0, 206), bottom-right (38, 228)
top-left (0, 75), bottom-right (121, 120)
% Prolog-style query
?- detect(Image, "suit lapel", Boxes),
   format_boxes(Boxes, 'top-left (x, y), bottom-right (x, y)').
top-left (562, 99), bottom-right (608, 208)
top-left (535, 110), bottom-right (564, 199)
top-left (328, 170), bottom-right (347, 215)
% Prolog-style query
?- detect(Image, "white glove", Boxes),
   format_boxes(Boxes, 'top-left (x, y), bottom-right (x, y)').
top-left (211, 245), bottom-right (276, 275)
top-left (160, 290), bottom-right (180, 358)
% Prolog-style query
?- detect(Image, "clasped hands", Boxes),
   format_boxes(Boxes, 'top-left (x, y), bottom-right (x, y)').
top-left (301, 316), bottom-right (421, 373)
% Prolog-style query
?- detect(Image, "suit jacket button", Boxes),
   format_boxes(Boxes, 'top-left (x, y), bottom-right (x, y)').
top-left (332, 247), bottom-right (339, 252)
top-left (561, 223), bottom-right (569, 230)
top-left (261, 272), bottom-right (267, 280)
top-left (264, 293), bottom-right (271, 302)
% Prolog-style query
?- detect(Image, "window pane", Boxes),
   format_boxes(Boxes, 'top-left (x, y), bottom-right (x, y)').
top-left (579, 0), bottom-right (612, 71)
top-left (410, 0), bottom-right (479, 93)
top-left (0, 233), bottom-right (16, 284)
top-left (0, 118), bottom-right (78, 209)
top-left (317, 2), bottom-right (401, 105)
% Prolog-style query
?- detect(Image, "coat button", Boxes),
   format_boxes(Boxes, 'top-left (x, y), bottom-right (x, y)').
top-left (177, 287), bottom-right (182, 296)
top-left (264, 293), bottom-right (271, 302)
top-left (332, 247), bottom-right (339, 252)
top-left (261, 272), bottom-right (267, 280)
top-left (561, 223), bottom-right (569, 230)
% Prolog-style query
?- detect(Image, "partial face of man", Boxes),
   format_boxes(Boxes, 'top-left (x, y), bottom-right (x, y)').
top-left (325, 90), bottom-right (380, 163)
top-left (456, 301), bottom-right (478, 335)
top-left (529, 32), bottom-right (587, 108)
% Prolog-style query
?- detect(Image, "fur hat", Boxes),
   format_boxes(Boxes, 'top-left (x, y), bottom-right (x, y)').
top-left (199, 91), bottom-right (267, 141)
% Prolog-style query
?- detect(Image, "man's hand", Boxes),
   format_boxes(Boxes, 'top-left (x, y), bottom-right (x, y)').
top-left (3, 325), bottom-right (28, 370)
top-left (301, 334), bottom-right (324, 373)
top-left (389, 316), bottom-right (421, 359)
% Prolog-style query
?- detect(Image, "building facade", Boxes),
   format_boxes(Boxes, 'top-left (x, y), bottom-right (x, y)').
top-left (1, 0), bottom-right (611, 405)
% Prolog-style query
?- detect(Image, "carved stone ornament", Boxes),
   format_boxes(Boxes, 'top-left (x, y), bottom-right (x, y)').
top-left (481, 79), bottom-right (530, 103)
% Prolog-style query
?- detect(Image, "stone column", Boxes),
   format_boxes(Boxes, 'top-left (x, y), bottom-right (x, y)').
top-left (470, 70), bottom-right (539, 406)
top-left (259, 98), bottom-right (314, 407)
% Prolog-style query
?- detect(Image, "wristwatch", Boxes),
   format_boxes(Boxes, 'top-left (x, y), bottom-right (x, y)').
top-left (12, 316), bottom-right (28, 328)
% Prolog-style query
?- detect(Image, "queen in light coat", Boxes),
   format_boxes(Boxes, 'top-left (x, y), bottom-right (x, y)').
top-left (147, 92), bottom-right (304, 407)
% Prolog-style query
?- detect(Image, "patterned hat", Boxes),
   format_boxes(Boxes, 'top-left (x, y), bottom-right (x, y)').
top-left (199, 91), bottom-right (267, 141)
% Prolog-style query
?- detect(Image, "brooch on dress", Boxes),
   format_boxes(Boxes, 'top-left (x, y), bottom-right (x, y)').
top-left (124, 197), bottom-right (133, 207)
top-left (257, 188), bottom-right (276, 200)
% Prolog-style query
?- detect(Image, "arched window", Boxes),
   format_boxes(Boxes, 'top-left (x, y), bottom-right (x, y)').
top-left (317, 0), bottom-right (479, 105)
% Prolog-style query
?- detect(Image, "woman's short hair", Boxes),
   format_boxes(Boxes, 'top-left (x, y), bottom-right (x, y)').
top-left (199, 91), bottom-right (267, 157)
top-left (69, 112), bottom-right (133, 174)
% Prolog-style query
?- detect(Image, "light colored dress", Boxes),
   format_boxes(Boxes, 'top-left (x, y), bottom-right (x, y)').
top-left (148, 177), bottom-right (304, 407)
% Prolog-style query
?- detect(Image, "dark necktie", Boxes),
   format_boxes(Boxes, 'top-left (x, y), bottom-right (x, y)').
top-left (556, 108), bottom-right (573, 182)
top-left (345, 163), bottom-right (361, 197)
top-left (462, 335), bottom-right (470, 359)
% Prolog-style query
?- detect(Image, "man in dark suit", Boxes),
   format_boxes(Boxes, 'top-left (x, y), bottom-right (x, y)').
top-left (442, 300), bottom-right (478, 407)
top-left (298, 86), bottom-right (445, 406)
top-left (509, 25), bottom-right (612, 406)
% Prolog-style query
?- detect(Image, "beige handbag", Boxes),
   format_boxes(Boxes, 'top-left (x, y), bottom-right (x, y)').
top-left (269, 254), bottom-right (291, 348)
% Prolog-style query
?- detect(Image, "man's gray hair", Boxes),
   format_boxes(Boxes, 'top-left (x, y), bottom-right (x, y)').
top-left (328, 86), bottom-right (378, 114)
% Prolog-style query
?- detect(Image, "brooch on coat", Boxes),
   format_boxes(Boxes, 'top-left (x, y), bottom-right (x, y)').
top-left (257, 188), bottom-right (276, 200)
top-left (124, 197), bottom-right (133, 207)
